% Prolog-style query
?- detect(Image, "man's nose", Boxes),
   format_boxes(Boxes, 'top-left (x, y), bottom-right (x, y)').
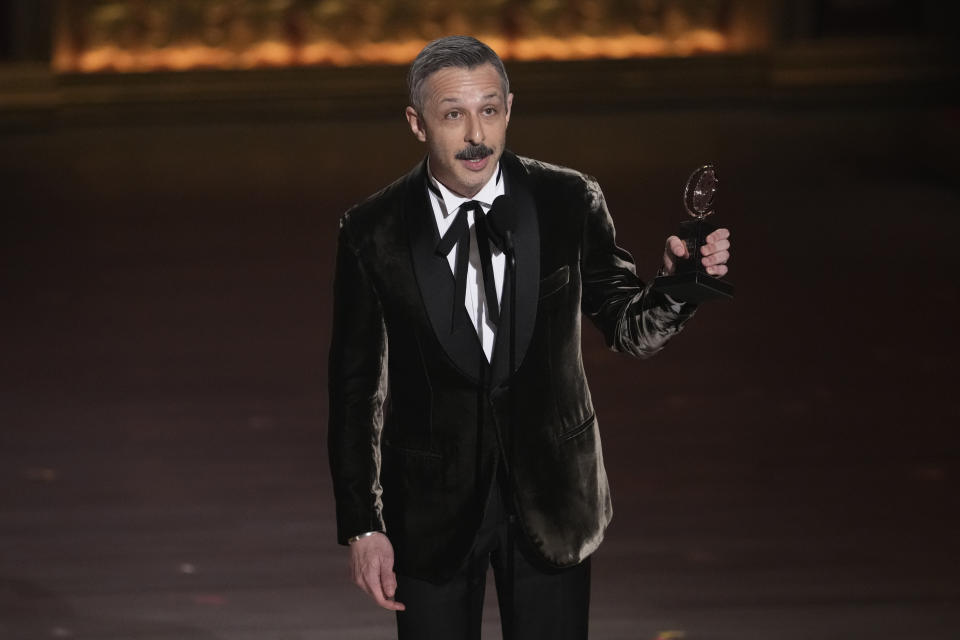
top-left (464, 114), bottom-right (484, 144)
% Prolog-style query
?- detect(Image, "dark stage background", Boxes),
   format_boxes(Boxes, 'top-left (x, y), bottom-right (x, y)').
top-left (2, 1), bottom-right (959, 638)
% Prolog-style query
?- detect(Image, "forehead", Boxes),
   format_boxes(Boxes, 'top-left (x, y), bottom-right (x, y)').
top-left (422, 64), bottom-right (505, 104)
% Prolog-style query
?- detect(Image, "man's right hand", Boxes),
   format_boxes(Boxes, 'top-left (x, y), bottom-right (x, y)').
top-left (349, 533), bottom-right (405, 611)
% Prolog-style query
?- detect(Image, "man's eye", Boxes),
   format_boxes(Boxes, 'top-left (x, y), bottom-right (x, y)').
top-left (483, 107), bottom-right (497, 116)
top-left (445, 111), bottom-right (461, 120)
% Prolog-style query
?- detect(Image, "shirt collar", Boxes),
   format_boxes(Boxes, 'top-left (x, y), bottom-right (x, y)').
top-left (426, 160), bottom-right (503, 217)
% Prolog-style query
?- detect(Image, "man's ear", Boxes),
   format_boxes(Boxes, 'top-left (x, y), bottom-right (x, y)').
top-left (405, 106), bottom-right (427, 142)
top-left (505, 93), bottom-right (514, 127)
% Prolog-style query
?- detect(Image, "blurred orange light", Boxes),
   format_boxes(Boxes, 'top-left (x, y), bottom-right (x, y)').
top-left (55, 32), bottom-right (729, 74)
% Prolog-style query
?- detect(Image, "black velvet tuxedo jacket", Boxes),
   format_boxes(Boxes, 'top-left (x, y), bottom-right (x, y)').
top-left (329, 151), bottom-right (694, 583)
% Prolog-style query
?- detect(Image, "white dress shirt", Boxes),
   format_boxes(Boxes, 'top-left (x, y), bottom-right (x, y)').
top-left (427, 162), bottom-right (505, 362)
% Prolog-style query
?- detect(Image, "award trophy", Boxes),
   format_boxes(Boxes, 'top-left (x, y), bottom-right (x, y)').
top-left (653, 163), bottom-right (734, 303)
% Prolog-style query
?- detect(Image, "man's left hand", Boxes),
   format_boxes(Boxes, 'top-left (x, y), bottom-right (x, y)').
top-left (662, 228), bottom-right (731, 277)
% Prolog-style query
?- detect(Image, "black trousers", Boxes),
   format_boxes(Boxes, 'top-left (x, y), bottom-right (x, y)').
top-left (395, 482), bottom-right (591, 640)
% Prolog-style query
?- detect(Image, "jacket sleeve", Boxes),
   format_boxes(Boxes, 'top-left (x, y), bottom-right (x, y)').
top-left (579, 177), bottom-right (696, 357)
top-left (327, 217), bottom-right (388, 545)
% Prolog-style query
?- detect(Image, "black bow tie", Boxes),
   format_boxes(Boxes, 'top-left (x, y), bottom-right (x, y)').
top-left (435, 200), bottom-right (503, 331)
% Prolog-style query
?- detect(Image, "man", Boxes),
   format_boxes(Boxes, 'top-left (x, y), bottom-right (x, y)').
top-left (328, 36), bottom-right (730, 639)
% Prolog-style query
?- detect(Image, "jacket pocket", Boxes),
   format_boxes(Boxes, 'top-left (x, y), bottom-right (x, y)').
top-left (560, 412), bottom-right (596, 443)
top-left (538, 265), bottom-right (570, 300)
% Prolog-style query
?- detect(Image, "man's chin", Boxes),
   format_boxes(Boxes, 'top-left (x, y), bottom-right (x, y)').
top-left (449, 167), bottom-right (494, 197)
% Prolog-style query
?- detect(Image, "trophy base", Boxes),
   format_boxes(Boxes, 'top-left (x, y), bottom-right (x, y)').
top-left (653, 271), bottom-right (734, 303)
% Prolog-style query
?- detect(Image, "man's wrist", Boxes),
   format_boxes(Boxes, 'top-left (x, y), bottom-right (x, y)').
top-left (347, 531), bottom-right (379, 545)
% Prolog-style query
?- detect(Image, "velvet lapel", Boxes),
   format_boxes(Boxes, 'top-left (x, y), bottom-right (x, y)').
top-left (406, 153), bottom-right (540, 388)
top-left (405, 159), bottom-right (486, 384)
top-left (490, 151), bottom-right (540, 388)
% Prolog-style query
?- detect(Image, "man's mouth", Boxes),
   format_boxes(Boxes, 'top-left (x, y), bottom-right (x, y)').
top-left (461, 156), bottom-right (489, 171)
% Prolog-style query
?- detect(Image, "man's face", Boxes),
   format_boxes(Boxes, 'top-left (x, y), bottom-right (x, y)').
top-left (405, 63), bottom-right (513, 198)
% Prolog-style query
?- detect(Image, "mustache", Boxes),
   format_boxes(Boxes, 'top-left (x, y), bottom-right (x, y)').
top-left (455, 144), bottom-right (494, 161)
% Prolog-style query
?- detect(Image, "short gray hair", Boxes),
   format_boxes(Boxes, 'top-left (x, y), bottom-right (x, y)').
top-left (407, 36), bottom-right (510, 115)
